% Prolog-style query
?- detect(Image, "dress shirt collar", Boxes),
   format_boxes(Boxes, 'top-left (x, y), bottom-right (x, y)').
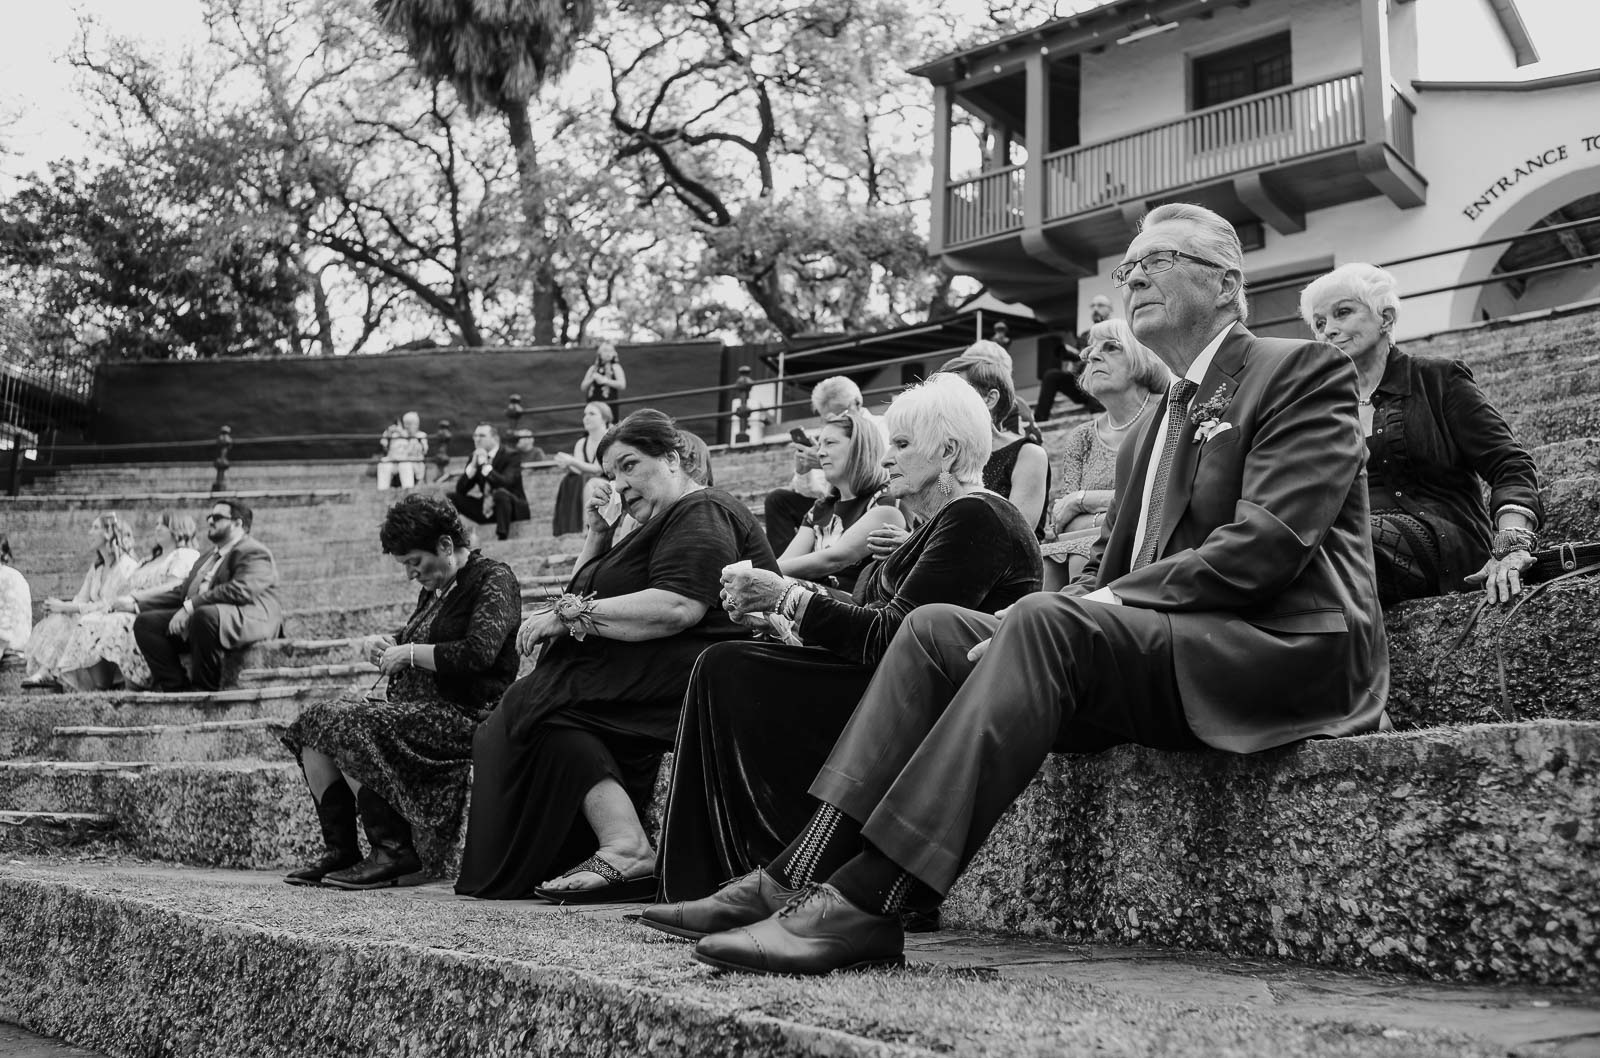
top-left (1178, 323), bottom-right (1235, 390)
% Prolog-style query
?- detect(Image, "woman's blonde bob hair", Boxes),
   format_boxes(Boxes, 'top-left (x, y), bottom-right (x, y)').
top-left (884, 373), bottom-right (993, 487)
top-left (819, 408), bottom-right (889, 499)
top-left (1082, 319), bottom-right (1173, 398)
top-left (1298, 263), bottom-right (1401, 333)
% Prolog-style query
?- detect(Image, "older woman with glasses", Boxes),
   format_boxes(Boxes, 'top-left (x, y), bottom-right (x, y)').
top-left (280, 494), bottom-right (522, 890)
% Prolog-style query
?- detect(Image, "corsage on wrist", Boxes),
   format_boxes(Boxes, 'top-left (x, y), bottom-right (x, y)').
top-left (1490, 526), bottom-right (1538, 560)
top-left (550, 591), bottom-right (601, 641)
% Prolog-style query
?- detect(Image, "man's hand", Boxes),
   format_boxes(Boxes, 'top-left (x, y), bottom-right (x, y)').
top-left (966, 605), bottom-right (1013, 663)
top-left (167, 608), bottom-right (192, 638)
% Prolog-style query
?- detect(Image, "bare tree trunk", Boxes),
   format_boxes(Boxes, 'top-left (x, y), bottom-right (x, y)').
top-left (504, 99), bottom-right (557, 346)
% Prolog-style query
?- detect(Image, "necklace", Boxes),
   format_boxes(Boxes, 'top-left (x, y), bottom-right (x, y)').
top-left (1100, 392), bottom-right (1151, 432)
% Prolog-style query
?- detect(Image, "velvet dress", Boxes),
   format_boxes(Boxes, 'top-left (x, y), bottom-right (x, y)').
top-left (455, 488), bottom-right (776, 899)
top-left (282, 552), bottom-right (521, 837)
top-left (657, 491), bottom-right (1042, 901)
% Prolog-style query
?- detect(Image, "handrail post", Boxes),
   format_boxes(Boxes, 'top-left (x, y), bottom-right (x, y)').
top-left (733, 365), bottom-right (754, 445)
top-left (6, 431), bottom-right (21, 497)
top-left (211, 425), bottom-right (233, 494)
top-left (431, 419), bottom-right (452, 482)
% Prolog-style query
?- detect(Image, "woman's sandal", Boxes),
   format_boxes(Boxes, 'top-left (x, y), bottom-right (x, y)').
top-left (532, 853), bottom-right (657, 905)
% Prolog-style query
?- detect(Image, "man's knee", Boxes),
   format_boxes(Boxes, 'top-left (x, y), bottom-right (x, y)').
top-left (133, 611), bottom-right (169, 642)
top-left (189, 606), bottom-right (223, 644)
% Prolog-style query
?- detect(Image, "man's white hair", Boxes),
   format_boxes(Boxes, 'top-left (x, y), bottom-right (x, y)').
top-left (811, 375), bottom-right (864, 416)
top-left (1140, 203), bottom-right (1248, 322)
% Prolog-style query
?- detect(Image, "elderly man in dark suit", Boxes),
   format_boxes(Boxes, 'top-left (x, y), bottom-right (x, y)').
top-left (451, 422), bottom-right (530, 541)
top-left (669, 202), bottom-right (1391, 975)
top-left (132, 498), bottom-right (283, 693)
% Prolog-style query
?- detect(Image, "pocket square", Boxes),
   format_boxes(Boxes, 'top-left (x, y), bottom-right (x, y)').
top-left (1193, 421), bottom-right (1233, 444)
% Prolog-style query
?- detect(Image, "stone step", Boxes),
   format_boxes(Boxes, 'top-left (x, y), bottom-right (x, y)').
top-left (1, 863), bottom-right (1593, 1058)
top-left (238, 637), bottom-right (369, 668)
top-left (1535, 437), bottom-right (1600, 483)
top-left (47, 718), bottom-right (291, 764)
top-left (238, 662), bottom-right (375, 690)
top-left (0, 811), bottom-right (116, 853)
top-left (1507, 394), bottom-right (1600, 449)
top-left (0, 686), bottom-right (331, 760)
top-left (1542, 475), bottom-right (1600, 542)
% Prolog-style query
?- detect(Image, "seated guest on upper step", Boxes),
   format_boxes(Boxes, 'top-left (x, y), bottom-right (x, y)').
top-left (0, 535), bottom-right (32, 668)
top-left (552, 402), bottom-right (614, 536)
top-left (668, 202), bottom-right (1391, 977)
top-left (281, 494), bottom-right (521, 889)
top-left (763, 376), bottom-right (874, 555)
top-left (455, 409), bottom-right (776, 903)
top-left (1300, 263), bottom-right (1543, 606)
top-left (940, 347), bottom-right (1051, 538)
top-left (642, 373), bottom-right (1041, 921)
top-left (59, 511), bottom-right (201, 691)
top-left (377, 411), bottom-right (429, 490)
top-left (775, 408), bottom-right (904, 597)
top-left (1043, 319), bottom-right (1170, 590)
top-left (131, 499), bottom-right (284, 693)
top-left (679, 428), bottom-right (714, 487)
top-left (22, 513), bottom-right (139, 690)
top-left (451, 423), bottom-right (530, 541)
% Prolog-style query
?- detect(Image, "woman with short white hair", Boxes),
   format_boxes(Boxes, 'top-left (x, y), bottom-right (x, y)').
top-left (1300, 262), bottom-right (1541, 605)
top-left (645, 372), bottom-right (1041, 920)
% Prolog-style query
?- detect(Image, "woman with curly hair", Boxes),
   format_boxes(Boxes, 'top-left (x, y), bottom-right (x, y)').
top-left (280, 493), bottom-right (522, 890)
top-left (22, 512), bottom-right (139, 690)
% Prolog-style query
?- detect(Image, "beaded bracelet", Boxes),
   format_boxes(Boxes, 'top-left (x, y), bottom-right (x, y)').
top-left (1490, 526), bottom-right (1538, 560)
top-left (774, 583), bottom-right (800, 620)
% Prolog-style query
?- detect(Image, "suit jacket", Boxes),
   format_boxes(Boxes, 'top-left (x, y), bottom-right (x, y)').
top-left (455, 447), bottom-right (527, 504)
top-left (137, 535), bottom-right (284, 648)
top-left (1075, 323), bottom-right (1389, 753)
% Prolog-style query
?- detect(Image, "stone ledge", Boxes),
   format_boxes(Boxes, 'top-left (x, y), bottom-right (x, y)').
top-left (0, 864), bottom-right (1563, 1058)
top-left (47, 718), bottom-right (291, 764)
top-left (946, 721), bottom-right (1598, 987)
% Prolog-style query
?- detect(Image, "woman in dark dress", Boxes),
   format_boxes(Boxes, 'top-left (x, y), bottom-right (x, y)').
top-left (456, 410), bottom-right (777, 902)
top-left (552, 401), bottom-right (613, 536)
top-left (643, 373), bottom-right (1042, 925)
top-left (939, 348), bottom-right (1051, 538)
top-left (1300, 263), bottom-right (1542, 605)
top-left (281, 494), bottom-right (521, 889)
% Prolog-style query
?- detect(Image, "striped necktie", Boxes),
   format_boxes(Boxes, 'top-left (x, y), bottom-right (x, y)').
top-left (1132, 379), bottom-right (1198, 571)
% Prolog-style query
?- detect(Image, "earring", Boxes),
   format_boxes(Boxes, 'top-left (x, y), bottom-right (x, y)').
top-left (936, 471), bottom-right (955, 498)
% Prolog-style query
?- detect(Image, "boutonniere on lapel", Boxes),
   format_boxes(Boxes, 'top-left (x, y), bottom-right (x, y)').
top-left (1189, 388), bottom-right (1234, 444)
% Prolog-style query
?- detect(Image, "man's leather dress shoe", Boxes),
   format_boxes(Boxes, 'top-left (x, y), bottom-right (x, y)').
top-left (692, 883), bottom-right (905, 976)
top-left (638, 867), bottom-right (798, 940)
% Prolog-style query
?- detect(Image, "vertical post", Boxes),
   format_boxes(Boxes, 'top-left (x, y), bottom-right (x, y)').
top-left (733, 365), bottom-right (754, 445)
top-left (1024, 49), bottom-right (1050, 228)
top-left (6, 432), bottom-right (21, 497)
top-left (431, 419), bottom-right (452, 482)
top-left (930, 84), bottom-right (952, 255)
top-left (211, 425), bottom-right (233, 494)
top-left (1359, 0), bottom-right (1391, 146)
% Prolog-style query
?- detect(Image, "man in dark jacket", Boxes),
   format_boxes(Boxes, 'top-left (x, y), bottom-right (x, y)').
top-left (451, 423), bottom-right (531, 540)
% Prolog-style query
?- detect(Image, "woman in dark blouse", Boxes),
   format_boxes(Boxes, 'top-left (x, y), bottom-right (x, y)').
top-left (1301, 263), bottom-right (1542, 606)
top-left (643, 373), bottom-right (1041, 925)
top-left (777, 408), bottom-right (904, 596)
top-left (455, 411), bottom-right (776, 902)
top-left (939, 346), bottom-right (1051, 538)
top-left (281, 494), bottom-right (521, 889)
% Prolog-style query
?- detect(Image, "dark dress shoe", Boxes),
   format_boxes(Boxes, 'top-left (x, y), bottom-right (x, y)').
top-left (321, 846), bottom-right (427, 890)
top-left (693, 883), bottom-right (905, 976)
top-left (284, 850), bottom-right (363, 887)
top-left (638, 867), bottom-right (799, 941)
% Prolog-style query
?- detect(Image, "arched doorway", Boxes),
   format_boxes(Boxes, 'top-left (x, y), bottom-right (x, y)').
top-left (1449, 167), bottom-right (1600, 326)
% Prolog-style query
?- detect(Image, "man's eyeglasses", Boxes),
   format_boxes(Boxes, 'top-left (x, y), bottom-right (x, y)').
top-left (1112, 250), bottom-right (1227, 287)
top-left (205, 513), bottom-right (233, 523)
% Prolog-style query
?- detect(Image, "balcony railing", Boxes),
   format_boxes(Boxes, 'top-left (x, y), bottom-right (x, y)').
top-left (1389, 85), bottom-right (1417, 166)
top-left (944, 165), bottom-right (1024, 246)
top-left (941, 72), bottom-right (1372, 246)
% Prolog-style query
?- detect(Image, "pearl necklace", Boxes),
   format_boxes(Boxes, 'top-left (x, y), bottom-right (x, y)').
top-left (1100, 392), bottom-right (1151, 432)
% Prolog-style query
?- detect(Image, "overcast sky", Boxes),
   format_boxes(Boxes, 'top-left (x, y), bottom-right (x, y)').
top-left (4, 0), bottom-right (1598, 186)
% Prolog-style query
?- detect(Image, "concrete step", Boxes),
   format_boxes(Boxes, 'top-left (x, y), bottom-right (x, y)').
top-left (283, 601), bottom-right (411, 639)
top-left (1507, 394), bottom-right (1600, 449)
top-left (2, 862), bottom-right (1593, 1058)
top-left (0, 811), bottom-right (115, 853)
top-left (1534, 437), bottom-right (1600, 483)
top-left (47, 718), bottom-right (291, 763)
top-left (1542, 475), bottom-right (1600, 542)
top-left (238, 637), bottom-right (369, 668)
top-left (0, 685), bottom-right (332, 760)
top-left (238, 662), bottom-right (375, 690)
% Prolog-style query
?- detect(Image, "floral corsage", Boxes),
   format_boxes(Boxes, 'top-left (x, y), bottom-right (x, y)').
top-left (1189, 389), bottom-right (1234, 444)
top-left (549, 591), bottom-right (601, 641)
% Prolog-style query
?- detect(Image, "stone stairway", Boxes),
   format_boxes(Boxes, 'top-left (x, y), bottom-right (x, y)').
top-left (1, 302), bottom-right (1598, 1056)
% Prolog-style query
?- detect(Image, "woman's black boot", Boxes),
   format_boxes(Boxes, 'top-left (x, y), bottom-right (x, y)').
top-left (322, 787), bottom-right (427, 890)
top-left (284, 779), bottom-right (361, 887)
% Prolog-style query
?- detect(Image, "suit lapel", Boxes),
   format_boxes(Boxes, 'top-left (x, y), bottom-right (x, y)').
top-left (1101, 395), bottom-right (1166, 578)
top-left (1155, 323), bottom-right (1250, 561)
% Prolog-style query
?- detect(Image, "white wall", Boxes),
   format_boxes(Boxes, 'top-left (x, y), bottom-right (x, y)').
top-left (1077, 0), bottom-right (1364, 144)
top-left (1070, 79), bottom-right (1600, 339)
top-left (1415, 0), bottom-right (1518, 81)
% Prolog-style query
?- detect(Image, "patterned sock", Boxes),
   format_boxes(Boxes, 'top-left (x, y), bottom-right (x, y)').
top-left (828, 844), bottom-right (914, 916)
top-left (768, 803), bottom-right (860, 889)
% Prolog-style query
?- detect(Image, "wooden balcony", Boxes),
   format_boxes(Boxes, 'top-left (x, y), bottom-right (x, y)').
top-left (936, 71), bottom-right (1426, 286)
